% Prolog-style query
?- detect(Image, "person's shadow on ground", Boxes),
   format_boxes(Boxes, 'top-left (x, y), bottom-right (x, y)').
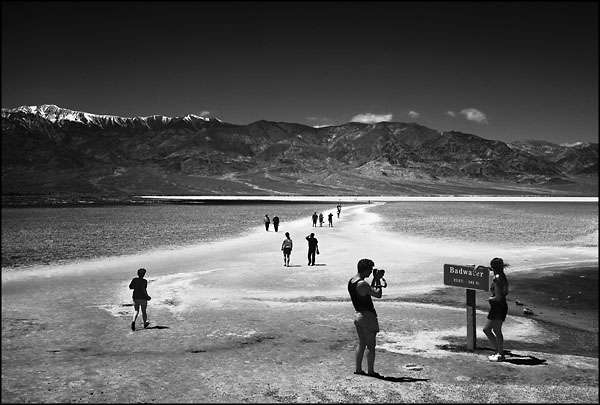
top-left (370, 374), bottom-right (429, 382)
top-left (144, 325), bottom-right (170, 330)
top-left (313, 263), bottom-right (327, 266)
top-left (438, 344), bottom-right (547, 366)
top-left (287, 265), bottom-right (302, 267)
top-left (501, 350), bottom-right (547, 366)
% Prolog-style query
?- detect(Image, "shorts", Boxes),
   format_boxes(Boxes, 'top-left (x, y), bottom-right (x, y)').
top-left (283, 248), bottom-right (292, 255)
top-left (354, 311), bottom-right (379, 333)
top-left (133, 299), bottom-right (148, 310)
top-left (487, 300), bottom-right (508, 321)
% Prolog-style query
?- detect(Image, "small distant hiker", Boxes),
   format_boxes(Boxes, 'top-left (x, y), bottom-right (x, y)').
top-left (337, 204), bottom-right (342, 218)
top-left (272, 215), bottom-right (280, 232)
top-left (264, 214), bottom-right (270, 231)
top-left (319, 213), bottom-right (324, 227)
top-left (483, 257), bottom-right (510, 362)
top-left (305, 233), bottom-right (319, 266)
top-left (328, 212), bottom-right (334, 227)
top-left (281, 232), bottom-right (293, 267)
top-left (312, 212), bottom-right (318, 227)
top-left (129, 268), bottom-right (151, 331)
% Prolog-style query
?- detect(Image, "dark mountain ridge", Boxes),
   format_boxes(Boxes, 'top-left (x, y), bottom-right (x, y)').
top-left (1, 105), bottom-right (597, 204)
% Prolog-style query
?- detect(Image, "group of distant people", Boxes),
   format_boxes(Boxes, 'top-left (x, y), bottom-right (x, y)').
top-left (263, 214), bottom-right (280, 232)
top-left (129, 205), bottom-right (343, 329)
top-left (312, 212), bottom-right (334, 227)
top-left (310, 204), bottom-right (342, 228)
top-left (261, 205), bottom-right (343, 267)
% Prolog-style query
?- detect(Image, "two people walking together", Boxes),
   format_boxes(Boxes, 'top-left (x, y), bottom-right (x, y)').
top-left (264, 214), bottom-right (280, 232)
top-left (279, 232), bottom-right (320, 267)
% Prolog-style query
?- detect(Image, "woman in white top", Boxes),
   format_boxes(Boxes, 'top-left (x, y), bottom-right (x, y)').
top-left (281, 232), bottom-right (293, 267)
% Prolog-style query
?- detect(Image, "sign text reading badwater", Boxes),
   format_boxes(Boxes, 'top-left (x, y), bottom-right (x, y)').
top-left (443, 264), bottom-right (490, 291)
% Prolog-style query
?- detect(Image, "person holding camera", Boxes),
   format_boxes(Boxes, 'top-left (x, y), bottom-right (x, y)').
top-left (305, 233), bottom-right (319, 266)
top-left (129, 268), bottom-right (151, 331)
top-left (348, 258), bottom-right (386, 377)
top-left (483, 257), bottom-right (509, 362)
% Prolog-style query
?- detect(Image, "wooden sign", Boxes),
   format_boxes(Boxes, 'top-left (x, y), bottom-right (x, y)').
top-left (443, 264), bottom-right (491, 351)
top-left (443, 264), bottom-right (490, 291)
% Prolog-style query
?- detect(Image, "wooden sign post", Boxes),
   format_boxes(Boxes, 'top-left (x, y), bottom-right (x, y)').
top-left (443, 264), bottom-right (491, 351)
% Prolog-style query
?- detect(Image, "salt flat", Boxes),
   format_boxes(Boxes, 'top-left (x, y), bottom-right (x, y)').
top-left (2, 203), bottom-right (597, 402)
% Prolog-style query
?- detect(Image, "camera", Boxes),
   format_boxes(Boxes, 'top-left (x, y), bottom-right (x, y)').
top-left (373, 268), bottom-right (385, 279)
top-left (371, 268), bottom-right (387, 288)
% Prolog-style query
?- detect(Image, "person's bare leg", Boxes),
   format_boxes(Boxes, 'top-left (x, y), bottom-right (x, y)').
top-left (492, 321), bottom-right (504, 355)
top-left (365, 332), bottom-right (377, 374)
top-left (483, 319), bottom-right (497, 351)
top-left (132, 302), bottom-right (140, 323)
top-left (131, 302), bottom-right (140, 330)
top-left (354, 324), bottom-right (366, 373)
top-left (141, 302), bottom-right (148, 324)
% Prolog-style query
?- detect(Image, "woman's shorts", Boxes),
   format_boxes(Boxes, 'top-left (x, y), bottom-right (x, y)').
top-left (133, 299), bottom-right (148, 309)
top-left (283, 248), bottom-right (292, 255)
top-left (487, 300), bottom-right (508, 321)
top-left (354, 311), bottom-right (379, 334)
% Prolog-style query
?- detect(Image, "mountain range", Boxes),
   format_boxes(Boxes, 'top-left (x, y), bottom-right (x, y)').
top-left (1, 104), bottom-right (597, 205)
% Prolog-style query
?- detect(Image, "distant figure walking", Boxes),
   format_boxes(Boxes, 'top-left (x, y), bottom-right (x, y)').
top-left (264, 214), bottom-right (270, 231)
top-left (281, 232), bottom-right (293, 267)
top-left (337, 204), bottom-right (342, 218)
top-left (312, 212), bottom-right (318, 227)
top-left (273, 215), bottom-right (280, 232)
top-left (328, 212), bottom-right (334, 227)
top-left (319, 213), bottom-right (324, 227)
top-left (348, 258), bottom-right (382, 377)
top-left (129, 268), bottom-right (151, 331)
top-left (305, 233), bottom-right (319, 266)
top-left (483, 257), bottom-right (510, 362)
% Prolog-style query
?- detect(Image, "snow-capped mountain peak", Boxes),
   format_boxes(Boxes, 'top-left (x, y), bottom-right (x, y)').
top-left (2, 105), bottom-right (222, 127)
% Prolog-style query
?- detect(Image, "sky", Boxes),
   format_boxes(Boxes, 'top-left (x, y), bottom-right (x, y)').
top-left (2, 1), bottom-right (598, 144)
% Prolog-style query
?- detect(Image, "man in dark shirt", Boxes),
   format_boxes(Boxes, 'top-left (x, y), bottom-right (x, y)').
top-left (312, 212), bottom-right (318, 227)
top-left (272, 215), bottom-right (280, 232)
top-left (348, 258), bottom-right (382, 377)
top-left (305, 233), bottom-right (319, 266)
top-left (129, 268), bottom-right (151, 331)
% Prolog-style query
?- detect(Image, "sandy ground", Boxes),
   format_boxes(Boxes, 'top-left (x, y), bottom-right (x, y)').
top-left (2, 203), bottom-right (598, 403)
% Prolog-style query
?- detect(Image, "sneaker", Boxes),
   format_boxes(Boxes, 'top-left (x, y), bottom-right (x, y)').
top-left (144, 321), bottom-right (150, 328)
top-left (488, 353), bottom-right (505, 362)
top-left (131, 322), bottom-right (135, 331)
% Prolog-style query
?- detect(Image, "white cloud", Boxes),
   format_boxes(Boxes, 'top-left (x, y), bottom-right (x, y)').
top-left (446, 111), bottom-right (456, 117)
top-left (350, 112), bottom-right (393, 124)
top-left (460, 108), bottom-right (488, 124)
top-left (408, 111), bottom-right (420, 119)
